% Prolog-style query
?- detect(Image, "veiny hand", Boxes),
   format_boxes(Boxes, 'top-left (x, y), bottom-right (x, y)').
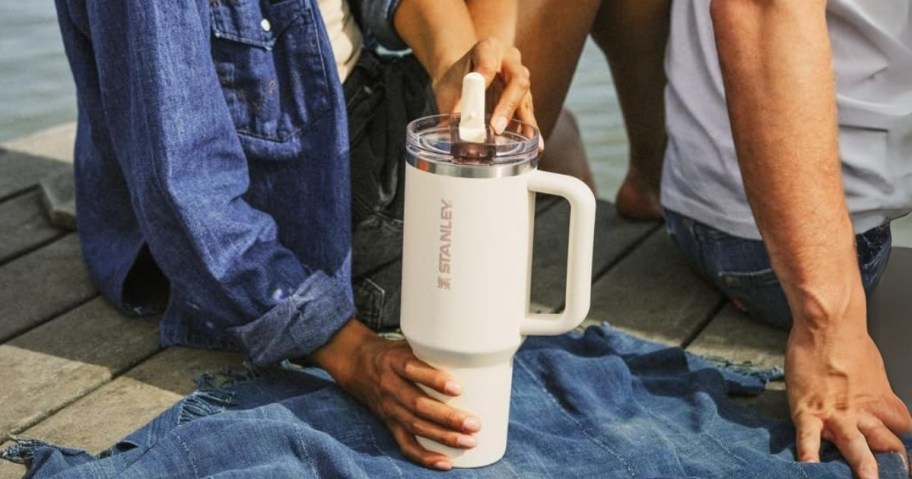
top-left (432, 37), bottom-right (539, 146)
top-left (311, 320), bottom-right (481, 470)
top-left (786, 322), bottom-right (912, 479)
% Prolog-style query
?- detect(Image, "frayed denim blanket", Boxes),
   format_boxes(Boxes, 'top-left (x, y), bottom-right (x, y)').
top-left (4, 325), bottom-right (910, 478)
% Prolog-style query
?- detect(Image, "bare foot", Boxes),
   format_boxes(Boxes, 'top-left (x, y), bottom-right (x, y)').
top-left (615, 167), bottom-right (661, 221)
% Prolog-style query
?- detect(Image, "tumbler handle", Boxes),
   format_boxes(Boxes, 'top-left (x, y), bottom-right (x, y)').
top-left (521, 169), bottom-right (596, 336)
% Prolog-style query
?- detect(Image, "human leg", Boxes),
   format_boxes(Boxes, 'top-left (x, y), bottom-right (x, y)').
top-left (513, 0), bottom-right (670, 211)
top-left (346, 51), bottom-right (436, 331)
top-left (514, 1), bottom-right (601, 192)
top-left (590, 0), bottom-right (670, 220)
top-left (538, 109), bottom-right (597, 194)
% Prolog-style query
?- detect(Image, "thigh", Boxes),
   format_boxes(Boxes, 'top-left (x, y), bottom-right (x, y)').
top-left (516, 0), bottom-right (601, 139)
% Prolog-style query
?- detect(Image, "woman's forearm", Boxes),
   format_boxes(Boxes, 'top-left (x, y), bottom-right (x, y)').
top-left (393, 0), bottom-right (477, 85)
top-left (466, 0), bottom-right (518, 45)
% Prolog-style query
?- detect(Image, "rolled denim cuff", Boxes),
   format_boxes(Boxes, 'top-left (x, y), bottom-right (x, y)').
top-left (229, 254), bottom-right (355, 366)
top-left (353, 0), bottom-right (407, 51)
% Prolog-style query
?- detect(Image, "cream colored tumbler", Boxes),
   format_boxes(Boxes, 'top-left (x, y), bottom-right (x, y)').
top-left (400, 114), bottom-right (596, 467)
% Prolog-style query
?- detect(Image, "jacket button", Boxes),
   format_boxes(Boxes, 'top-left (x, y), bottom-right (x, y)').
top-left (261, 18), bottom-right (271, 32)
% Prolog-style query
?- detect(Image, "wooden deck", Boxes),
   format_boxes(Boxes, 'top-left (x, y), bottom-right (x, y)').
top-left (0, 124), bottom-right (790, 478)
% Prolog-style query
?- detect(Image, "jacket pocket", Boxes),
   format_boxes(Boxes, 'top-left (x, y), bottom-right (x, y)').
top-left (210, 0), bottom-right (332, 145)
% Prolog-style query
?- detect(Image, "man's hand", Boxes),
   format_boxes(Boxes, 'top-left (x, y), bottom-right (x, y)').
top-left (311, 320), bottom-right (481, 470)
top-left (786, 297), bottom-right (912, 479)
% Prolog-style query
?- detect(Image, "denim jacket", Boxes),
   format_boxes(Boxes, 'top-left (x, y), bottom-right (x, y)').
top-left (53, 0), bottom-right (401, 365)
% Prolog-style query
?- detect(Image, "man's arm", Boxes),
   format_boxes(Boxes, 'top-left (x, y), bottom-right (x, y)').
top-left (710, 1), bottom-right (912, 478)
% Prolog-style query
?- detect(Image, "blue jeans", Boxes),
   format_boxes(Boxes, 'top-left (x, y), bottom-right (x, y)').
top-left (664, 209), bottom-right (892, 330)
top-left (346, 50), bottom-right (435, 331)
top-left (4, 325), bottom-right (910, 478)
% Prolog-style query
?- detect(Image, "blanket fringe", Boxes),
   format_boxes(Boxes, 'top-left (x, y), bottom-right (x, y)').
top-left (178, 362), bottom-right (261, 425)
top-left (701, 355), bottom-right (785, 382)
top-left (0, 437), bottom-right (52, 465)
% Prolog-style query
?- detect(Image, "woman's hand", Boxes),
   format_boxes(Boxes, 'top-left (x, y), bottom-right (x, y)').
top-left (434, 37), bottom-right (538, 141)
top-left (311, 319), bottom-right (481, 470)
top-left (392, 0), bottom-right (540, 147)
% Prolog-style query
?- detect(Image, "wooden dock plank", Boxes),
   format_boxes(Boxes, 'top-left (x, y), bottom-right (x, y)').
top-left (0, 150), bottom-right (70, 202)
top-left (587, 229), bottom-right (724, 346)
top-left (39, 169), bottom-right (76, 231)
top-left (731, 384), bottom-right (789, 421)
top-left (0, 347), bottom-right (242, 479)
top-left (0, 235), bottom-right (97, 343)
top-left (1, 123), bottom-right (76, 165)
top-left (0, 298), bottom-right (160, 443)
top-left (530, 199), bottom-right (658, 311)
top-left (19, 347), bottom-right (244, 453)
top-left (686, 304), bottom-right (787, 371)
top-left (116, 346), bottom-right (245, 400)
top-left (686, 304), bottom-right (790, 420)
top-left (0, 450), bottom-right (22, 479)
top-left (0, 190), bottom-right (64, 265)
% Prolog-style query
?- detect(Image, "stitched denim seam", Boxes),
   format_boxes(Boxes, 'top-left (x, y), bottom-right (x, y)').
top-left (798, 460), bottom-right (812, 479)
top-left (704, 430), bottom-right (750, 471)
top-left (210, 0), bottom-right (305, 49)
top-left (173, 432), bottom-right (200, 478)
top-left (716, 268), bottom-right (779, 289)
top-left (360, 407), bottom-right (404, 479)
top-left (213, 31), bottom-right (277, 49)
top-left (234, 106), bottom-right (333, 145)
top-left (295, 430), bottom-right (320, 477)
top-left (305, 5), bottom-right (331, 92)
top-left (638, 392), bottom-right (751, 475)
top-left (499, 458), bottom-right (524, 479)
top-left (516, 358), bottom-right (637, 478)
top-left (687, 216), bottom-right (713, 281)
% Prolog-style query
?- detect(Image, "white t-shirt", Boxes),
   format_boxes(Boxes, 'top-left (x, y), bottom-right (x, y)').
top-left (316, 0), bottom-right (362, 82)
top-left (661, 0), bottom-right (912, 240)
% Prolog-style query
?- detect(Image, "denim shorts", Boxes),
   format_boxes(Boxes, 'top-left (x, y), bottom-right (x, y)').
top-left (664, 209), bottom-right (892, 330)
top-left (344, 50), bottom-right (436, 331)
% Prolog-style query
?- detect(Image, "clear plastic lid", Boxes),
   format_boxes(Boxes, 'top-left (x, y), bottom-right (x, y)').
top-left (405, 114), bottom-right (540, 178)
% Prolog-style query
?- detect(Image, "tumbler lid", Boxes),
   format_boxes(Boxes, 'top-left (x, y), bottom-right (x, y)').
top-left (406, 114), bottom-right (540, 178)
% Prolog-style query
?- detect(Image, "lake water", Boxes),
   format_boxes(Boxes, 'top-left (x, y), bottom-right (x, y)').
top-left (4, 1), bottom-right (911, 245)
top-left (0, 3), bottom-right (77, 145)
